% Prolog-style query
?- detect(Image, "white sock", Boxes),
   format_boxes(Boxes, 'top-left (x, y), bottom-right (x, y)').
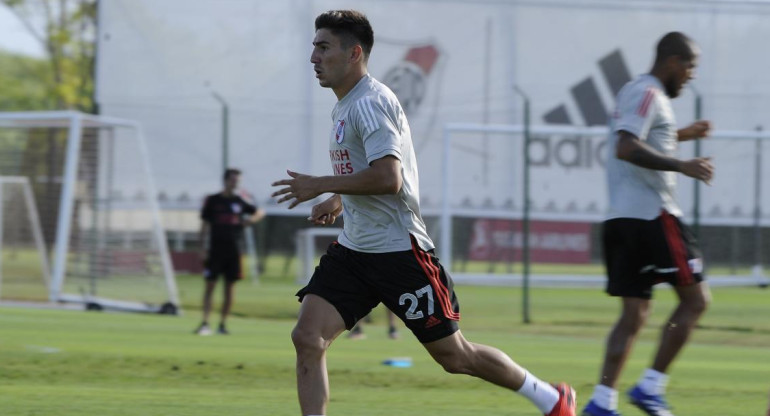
top-left (590, 384), bottom-right (618, 410)
top-left (517, 371), bottom-right (560, 414)
top-left (637, 368), bottom-right (668, 395)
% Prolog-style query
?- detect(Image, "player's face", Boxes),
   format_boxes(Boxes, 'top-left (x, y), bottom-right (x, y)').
top-left (310, 29), bottom-right (352, 89)
top-left (224, 174), bottom-right (240, 192)
top-left (666, 49), bottom-right (699, 98)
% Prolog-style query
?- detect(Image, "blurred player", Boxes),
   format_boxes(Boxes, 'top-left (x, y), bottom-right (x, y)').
top-left (582, 32), bottom-right (713, 416)
top-left (272, 10), bottom-right (576, 416)
top-left (195, 168), bottom-right (264, 336)
top-left (347, 308), bottom-right (400, 340)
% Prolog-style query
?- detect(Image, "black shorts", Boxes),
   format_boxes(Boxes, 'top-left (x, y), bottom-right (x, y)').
top-left (204, 250), bottom-right (243, 283)
top-left (296, 237), bottom-right (460, 343)
top-left (603, 210), bottom-right (704, 299)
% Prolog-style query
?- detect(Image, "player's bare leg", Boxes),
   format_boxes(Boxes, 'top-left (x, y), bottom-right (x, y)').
top-left (423, 330), bottom-right (574, 415)
top-left (423, 330), bottom-right (526, 388)
top-left (194, 280), bottom-right (217, 335)
top-left (650, 282), bottom-right (709, 372)
top-left (292, 294), bottom-right (346, 415)
top-left (598, 297), bottom-right (650, 387)
top-left (201, 280), bottom-right (216, 324)
top-left (626, 283), bottom-right (709, 414)
top-left (386, 309), bottom-right (399, 339)
top-left (219, 280), bottom-right (236, 333)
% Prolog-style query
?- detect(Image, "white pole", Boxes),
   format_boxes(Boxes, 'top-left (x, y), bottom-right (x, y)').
top-left (50, 113), bottom-right (83, 302)
top-left (295, 229), bottom-right (309, 284)
top-left (0, 180), bottom-right (4, 299)
top-left (244, 228), bottom-right (259, 284)
top-left (134, 123), bottom-right (180, 307)
top-left (304, 230), bottom-right (314, 284)
top-left (440, 126), bottom-right (453, 270)
top-left (22, 179), bottom-right (52, 287)
top-left (752, 133), bottom-right (767, 286)
top-left (174, 229), bottom-right (184, 252)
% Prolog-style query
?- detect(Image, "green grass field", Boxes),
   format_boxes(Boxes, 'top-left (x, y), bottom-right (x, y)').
top-left (2, 264), bottom-right (769, 415)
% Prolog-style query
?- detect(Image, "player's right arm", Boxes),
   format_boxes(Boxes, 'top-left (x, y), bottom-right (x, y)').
top-left (272, 156), bottom-right (402, 209)
top-left (199, 221), bottom-right (210, 263)
top-left (199, 196), bottom-right (213, 263)
top-left (272, 94), bottom-right (404, 208)
top-left (616, 130), bottom-right (714, 183)
top-left (614, 85), bottom-right (713, 183)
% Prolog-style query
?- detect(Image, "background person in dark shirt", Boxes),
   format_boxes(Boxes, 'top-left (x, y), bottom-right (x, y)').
top-left (194, 168), bottom-right (264, 335)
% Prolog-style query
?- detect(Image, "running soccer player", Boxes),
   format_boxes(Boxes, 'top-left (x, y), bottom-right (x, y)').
top-left (582, 32), bottom-right (713, 416)
top-left (272, 10), bottom-right (576, 416)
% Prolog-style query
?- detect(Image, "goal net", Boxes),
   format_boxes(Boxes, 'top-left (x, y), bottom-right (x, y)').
top-left (0, 111), bottom-right (179, 313)
top-left (0, 176), bottom-right (50, 302)
top-left (440, 123), bottom-right (769, 288)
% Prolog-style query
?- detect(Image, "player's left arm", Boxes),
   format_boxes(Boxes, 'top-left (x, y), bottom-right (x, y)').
top-left (238, 194), bottom-right (265, 225)
top-left (308, 194), bottom-right (343, 225)
top-left (677, 120), bottom-right (711, 141)
top-left (244, 208), bottom-right (265, 225)
top-left (271, 156), bottom-right (402, 209)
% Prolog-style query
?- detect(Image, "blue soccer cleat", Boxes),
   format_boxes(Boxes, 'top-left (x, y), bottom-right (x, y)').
top-left (581, 399), bottom-right (622, 416)
top-left (627, 385), bottom-right (674, 416)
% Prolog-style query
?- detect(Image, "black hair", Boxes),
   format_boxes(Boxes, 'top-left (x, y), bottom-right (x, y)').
top-left (223, 168), bottom-right (241, 181)
top-left (315, 10), bottom-right (374, 59)
top-left (654, 32), bottom-right (696, 65)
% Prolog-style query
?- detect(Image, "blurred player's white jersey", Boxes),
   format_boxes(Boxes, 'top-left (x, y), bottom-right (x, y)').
top-left (328, 74), bottom-right (433, 253)
top-left (606, 74), bottom-right (682, 220)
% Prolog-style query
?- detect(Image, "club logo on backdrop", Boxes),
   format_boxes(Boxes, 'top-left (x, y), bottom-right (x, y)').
top-left (334, 119), bottom-right (345, 143)
top-left (382, 45), bottom-right (440, 117)
top-left (543, 49), bottom-right (632, 127)
top-left (534, 49), bottom-right (632, 170)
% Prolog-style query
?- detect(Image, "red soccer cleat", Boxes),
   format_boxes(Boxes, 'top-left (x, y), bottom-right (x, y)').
top-left (547, 383), bottom-right (577, 416)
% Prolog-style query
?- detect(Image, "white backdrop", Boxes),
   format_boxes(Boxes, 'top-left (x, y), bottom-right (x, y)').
top-left (96, 0), bottom-right (770, 223)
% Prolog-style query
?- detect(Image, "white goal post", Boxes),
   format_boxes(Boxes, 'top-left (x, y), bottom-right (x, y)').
top-left (0, 111), bottom-right (180, 313)
top-left (295, 227), bottom-right (341, 285)
top-left (440, 122), bottom-right (769, 288)
top-left (0, 176), bottom-right (51, 299)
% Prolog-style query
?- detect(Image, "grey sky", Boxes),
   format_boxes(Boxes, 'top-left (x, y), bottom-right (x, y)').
top-left (0, 4), bottom-right (45, 58)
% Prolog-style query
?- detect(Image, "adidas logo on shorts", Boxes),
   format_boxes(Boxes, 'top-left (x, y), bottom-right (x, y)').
top-left (424, 315), bottom-right (442, 328)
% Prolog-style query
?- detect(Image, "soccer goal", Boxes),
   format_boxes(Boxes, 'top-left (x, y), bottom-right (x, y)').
top-left (440, 123), bottom-right (770, 288)
top-left (0, 111), bottom-right (180, 314)
top-left (0, 176), bottom-right (51, 302)
top-left (295, 227), bottom-right (342, 285)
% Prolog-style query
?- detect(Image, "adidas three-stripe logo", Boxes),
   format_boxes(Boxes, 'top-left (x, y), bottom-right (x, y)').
top-left (356, 96), bottom-right (380, 134)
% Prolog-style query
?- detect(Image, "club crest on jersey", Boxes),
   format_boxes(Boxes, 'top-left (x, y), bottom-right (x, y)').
top-left (335, 120), bottom-right (345, 144)
top-left (231, 203), bottom-right (242, 214)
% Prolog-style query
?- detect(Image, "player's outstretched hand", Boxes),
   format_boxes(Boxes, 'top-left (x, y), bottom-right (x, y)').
top-left (271, 170), bottom-right (320, 209)
top-left (680, 156), bottom-right (714, 184)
